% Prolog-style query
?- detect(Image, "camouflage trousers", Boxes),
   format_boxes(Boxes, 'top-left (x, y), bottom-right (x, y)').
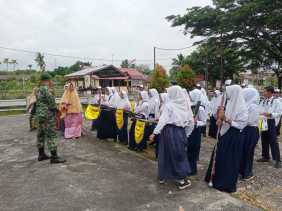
top-left (37, 117), bottom-right (58, 152)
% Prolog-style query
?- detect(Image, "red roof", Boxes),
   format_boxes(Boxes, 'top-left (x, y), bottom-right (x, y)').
top-left (98, 77), bottom-right (128, 80)
top-left (119, 68), bottom-right (147, 81)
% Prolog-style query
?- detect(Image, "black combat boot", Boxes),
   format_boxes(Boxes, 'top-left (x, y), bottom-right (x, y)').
top-left (50, 150), bottom-right (66, 164)
top-left (274, 161), bottom-right (282, 169)
top-left (38, 147), bottom-right (50, 161)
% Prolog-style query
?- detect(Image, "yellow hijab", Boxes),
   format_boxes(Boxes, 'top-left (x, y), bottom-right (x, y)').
top-left (59, 82), bottom-right (82, 118)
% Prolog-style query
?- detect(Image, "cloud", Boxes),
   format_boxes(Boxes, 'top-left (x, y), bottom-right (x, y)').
top-left (0, 0), bottom-right (212, 70)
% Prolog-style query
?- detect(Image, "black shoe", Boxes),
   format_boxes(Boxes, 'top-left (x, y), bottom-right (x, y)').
top-left (38, 148), bottom-right (50, 161)
top-left (256, 158), bottom-right (270, 163)
top-left (177, 180), bottom-right (191, 190)
top-left (50, 150), bottom-right (66, 164)
top-left (274, 161), bottom-right (282, 169)
top-left (159, 179), bottom-right (165, 184)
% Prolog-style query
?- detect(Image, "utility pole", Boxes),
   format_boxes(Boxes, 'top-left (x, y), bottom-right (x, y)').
top-left (112, 54), bottom-right (114, 65)
top-left (153, 47), bottom-right (156, 71)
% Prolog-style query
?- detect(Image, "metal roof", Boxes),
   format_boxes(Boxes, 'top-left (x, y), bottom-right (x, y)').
top-left (65, 65), bottom-right (124, 78)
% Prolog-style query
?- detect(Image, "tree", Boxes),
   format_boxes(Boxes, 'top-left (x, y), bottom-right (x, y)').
top-left (166, 0), bottom-right (282, 88)
top-left (121, 59), bottom-right (129, 68)
top-left (35, 52), bottom-right (46, 72)
top-left (186, 40), bottom-right (244, 86)
top-left (175, 65), bottom-right (196, 89)
top-left (135, 64), bottom-right (152, 76)
top-left (150, 64), bottom-right (169, 92)
top-left (170, 54), bottom-right (191, 81)
top-left (3, 58), bottom-right (9, 71)
top-left (120, 59), bottom-right (136, 68)
top-left (51, 61), bottom-right (92, 77)
top-left (172, 54), bottom-right (188, 66)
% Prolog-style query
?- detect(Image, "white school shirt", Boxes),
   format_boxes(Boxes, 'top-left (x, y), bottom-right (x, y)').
top-left (247, 104), bottom-right (260, 127)
top-left (135, 102), bottom-right (150, 119)
top-left (260, 96), bottom-right (282, 126)
top-left (196, 106), bottom-right (208, 127)
top-left (92, 94), bottom-right (100, 104)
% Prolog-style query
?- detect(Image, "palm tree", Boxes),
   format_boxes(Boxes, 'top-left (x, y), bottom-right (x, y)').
top-left (35, 52), bottom-right (46, 71)
top-left (3, 58), bottom-right (9, 71)
top-left (172, 54), bottom-right (187, 67)
top-left (27, 64), bottom-right (32, 70)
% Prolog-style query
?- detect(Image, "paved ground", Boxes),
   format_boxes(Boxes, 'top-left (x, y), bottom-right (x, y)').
top-left (0, 115), bottom-right (281, 211)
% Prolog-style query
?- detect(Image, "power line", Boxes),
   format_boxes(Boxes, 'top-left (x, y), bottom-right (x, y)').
top-left (0, 46), bottom-right (173, 62)
top-left (155, 44), bottom-right (196, 51)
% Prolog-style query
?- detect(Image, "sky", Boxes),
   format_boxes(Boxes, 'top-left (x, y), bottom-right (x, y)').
top-left (0, 0), bottom-right (212, 71)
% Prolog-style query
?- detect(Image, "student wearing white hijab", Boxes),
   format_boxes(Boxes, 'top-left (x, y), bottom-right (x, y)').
top-left (148, 88), bottom-right (161, 120)
top-left (150, 85), bottom-right (193, 190)
top-left (160, 93), bottom-right (168, 113)
top-left (116, 91), bottom-right (131, 145)
top-left (100, 87), bottom-right (112, 106)
top-left (187, 88), bottom-right (208, 175)
top-left (109, 87), bottom-right (121, 108)
top-left (205, 85), bottom-right (248, 193)
top-left (152, 92), bottom-right (169, 159)
top-left (91, 87), bottom-right (101, 131)
top-left (208, 90), bottom-right (222, 138)
top-left (239, 87), bottom-right (260, 180)
top-left (97, 87), bottom-right (118, 141)
top-left (200, 88), bottom-right (210, 137)
top-left (128, 91), bottom-right (150, 151)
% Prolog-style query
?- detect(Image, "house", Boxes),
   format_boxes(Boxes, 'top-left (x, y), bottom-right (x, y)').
top-left (64, 65), bottom-right (148, 94)
top-left (119, 68), bottom-right (149, 90)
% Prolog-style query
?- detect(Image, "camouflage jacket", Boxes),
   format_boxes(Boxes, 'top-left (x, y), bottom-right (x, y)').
top-left (36, 85), bottom-right (57, 122)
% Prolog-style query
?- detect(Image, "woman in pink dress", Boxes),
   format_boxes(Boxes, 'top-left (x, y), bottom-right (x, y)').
top-left (59, 82), bottom-right (83, 139)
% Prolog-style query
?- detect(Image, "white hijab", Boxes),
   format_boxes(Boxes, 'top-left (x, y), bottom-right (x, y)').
top-left (140, 91), bottom-right (149, 102)
top-left (189, 89), bottom-right (203, 106)
top-left (220, 85), bottom-right (247, 135)
top-left (117, 91), bottom-right (131, 110)
top-left (160, 85), bottom-right (193, 127)
top-left (135, 91), bottom-right (150, 118)
top-left (200, 87), bottom-right (210, 107)
top-left (182, 88), bottom-right (194, 122)
top-left (149, 88), bottom-right (160, 113)
top-left (108, 87), bottom-right (120, 108)
top-left (210, 90), bottom-right (221, 116)
top-left (242, 87), bottom-right (259, 109)
top-left (160, 93), bottom-right (168, 104)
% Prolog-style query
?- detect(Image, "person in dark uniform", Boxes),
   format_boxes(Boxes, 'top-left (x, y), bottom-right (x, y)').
top-left (257, 86), bottom-right (282, 169)
top-left (205, 85), bottom-right (248, 193)
top-left (128, 91), bottom-right (150, 151)
top-left (208, 90), bottom-right (221, 138)
top-left (240, 87), bottom-right (260, 180)
top-left (150, 85), bottom-right (194, 190)
top-left (116, 91), bottom-right (131, 145)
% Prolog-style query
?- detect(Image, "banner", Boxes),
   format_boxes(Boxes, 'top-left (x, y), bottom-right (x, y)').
top-left (115, 109), bottom-right (124, 130)
top-left (85, 105), bottom-right (100, 120)
top-left (130, 101), bottom-right (135, 113)
top-left (134, 120), bottom-right (146, 144)
top-left (258, 117), bottom-right (268, 132)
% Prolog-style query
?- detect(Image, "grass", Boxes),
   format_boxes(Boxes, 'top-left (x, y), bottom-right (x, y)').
top-left (0, 110), bottom-right (26, 116)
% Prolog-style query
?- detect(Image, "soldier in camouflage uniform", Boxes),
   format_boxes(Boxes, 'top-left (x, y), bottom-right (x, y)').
top-left (36, 72), bottom-right (66, 164)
